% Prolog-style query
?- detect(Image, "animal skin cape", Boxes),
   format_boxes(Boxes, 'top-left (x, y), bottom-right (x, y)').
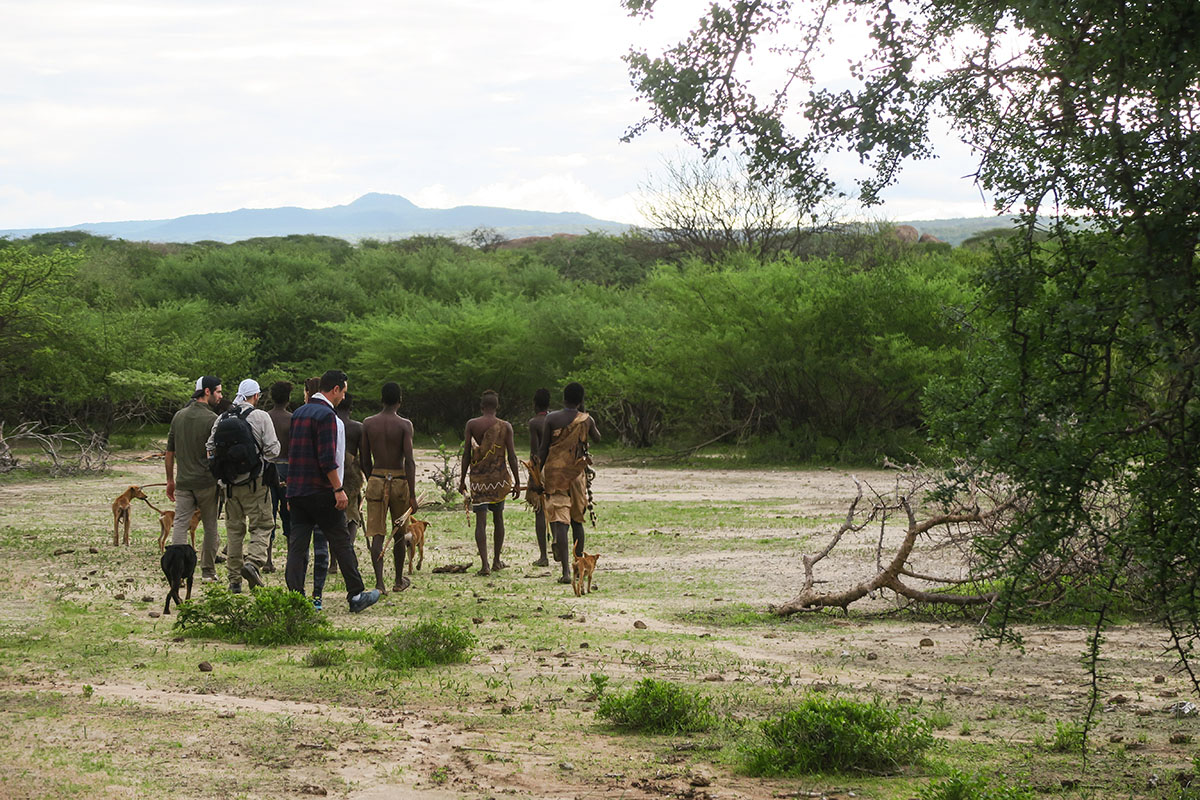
top-left (542, 412), bottom-right (591, 495)
top-left (468, 419), bottom-right (512, 504)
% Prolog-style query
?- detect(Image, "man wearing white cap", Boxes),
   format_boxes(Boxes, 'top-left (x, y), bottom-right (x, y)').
top-left (167, 376), bottom-right (224, 581)
top-left (207, 378), bottom-right (280, 592)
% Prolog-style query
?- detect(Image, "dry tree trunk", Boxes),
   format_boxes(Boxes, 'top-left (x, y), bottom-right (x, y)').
top-left (774, 467), bottom-right (1017, 616)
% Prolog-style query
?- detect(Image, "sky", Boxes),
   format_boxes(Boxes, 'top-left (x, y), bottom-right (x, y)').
top-left (1, 0), bottom-right (998, 230)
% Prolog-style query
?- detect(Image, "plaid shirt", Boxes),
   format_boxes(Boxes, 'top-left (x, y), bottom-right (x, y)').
top-left (286, 395), bottom-right (344, 498)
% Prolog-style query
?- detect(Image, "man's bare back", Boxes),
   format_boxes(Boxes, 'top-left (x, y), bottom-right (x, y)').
top-left (362, 411), bottom-right (414, 476)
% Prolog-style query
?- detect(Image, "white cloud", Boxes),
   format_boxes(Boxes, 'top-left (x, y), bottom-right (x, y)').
top-left (0, 0), bottom-right (983, 230)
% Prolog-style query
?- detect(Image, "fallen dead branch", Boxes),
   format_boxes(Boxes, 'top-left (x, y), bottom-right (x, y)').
top-left (0, 421), bottom-right (110, 475)
top-left (774, 465), bottom-right (1020, 616)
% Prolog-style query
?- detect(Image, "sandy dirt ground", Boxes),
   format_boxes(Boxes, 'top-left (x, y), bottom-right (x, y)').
top-left (1, 450), bottom-right (1195, 799)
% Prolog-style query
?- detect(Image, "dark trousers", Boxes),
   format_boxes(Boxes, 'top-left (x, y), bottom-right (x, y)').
top-left (286, 490), bottom-right (365, 600)
top-left (269, 462), bottom-right (291, 561)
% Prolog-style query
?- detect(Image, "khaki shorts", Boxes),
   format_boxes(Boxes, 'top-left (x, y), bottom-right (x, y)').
top-left (365, 472), bottom-right (410, 537)
top-left (544, 470), bottom-right (587, 525)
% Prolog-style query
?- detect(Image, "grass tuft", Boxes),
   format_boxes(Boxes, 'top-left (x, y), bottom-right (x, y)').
top-left (596, 677), bottom-right (716, 734)
top-left (304, 644), bottom-right (349, 668)
top-left (741, 694), bottom-right (934, 775)
top-left (374, 620), bottom-right (476, 671)
top-left (916, 770), bottom-right (1035, 800)
top-left (174, 586), bottom-right (331, 645)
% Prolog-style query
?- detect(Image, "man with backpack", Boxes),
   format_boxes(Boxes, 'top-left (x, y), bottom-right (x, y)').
top-left (206, 378), bottom-right (280, 593)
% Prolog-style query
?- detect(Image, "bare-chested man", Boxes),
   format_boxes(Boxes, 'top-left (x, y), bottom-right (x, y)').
top-left (538, 382), bottom-right (601, 584)
top-left (526, 388), bottom-right (551, 566)
top-left (458, 390), bottom-right (521, 576)
top-left (329, 393), bottom-right (365, 576)
top-left (361, 382), bottom-right (417, 592)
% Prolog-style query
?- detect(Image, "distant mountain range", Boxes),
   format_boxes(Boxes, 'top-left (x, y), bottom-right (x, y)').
top-left (0, 192), bottom-right (1021, 246)
top-left (0, 193), bottom-right (632, 243)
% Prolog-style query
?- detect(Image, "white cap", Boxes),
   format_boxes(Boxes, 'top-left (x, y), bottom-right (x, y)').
top-left (234, 378), bottom-right (261, 403)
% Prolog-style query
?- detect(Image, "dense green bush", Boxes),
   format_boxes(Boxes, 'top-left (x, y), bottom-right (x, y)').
top-left (596, 678), bottom-right (716, 734)
top-left (4, 231), bottom-right (977, 461)
top-left (374, 620), bottom-right (476, 671)
top-left (741, 695), bottom-right (934, 775)
top-left (174, 586), bottom-right (331, 645)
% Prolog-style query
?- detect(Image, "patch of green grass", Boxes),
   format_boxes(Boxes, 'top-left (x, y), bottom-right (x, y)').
top-left (374, 620), bottom-right (476, 671)
top-left (1048, 720), bottom-right (1085, 753)
top-left (174, 586), bottom-right (331, 645)
top-left (741, 694), bottom-right (934, 776)
top-left (916, 770), bottom-right (1035, 800)
top-left (304, 645), bottom-right (349, 668)
top-left (596, 677), bottom-right (716, 734)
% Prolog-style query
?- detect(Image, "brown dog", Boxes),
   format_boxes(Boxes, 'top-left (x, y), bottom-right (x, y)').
top-left (157, 508), bottom-right (201, 553)
top-left (111, 485), bottom-right (148, 546)
top-left (572, 552), bottom-right (599, 596)
top-left (405, 518), bottom-right (429, 574)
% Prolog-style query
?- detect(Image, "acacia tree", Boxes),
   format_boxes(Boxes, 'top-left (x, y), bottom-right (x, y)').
top-left (622, 0), bottom-right (1200, 682)
top-left (638, 152), bottom-right (828, 262)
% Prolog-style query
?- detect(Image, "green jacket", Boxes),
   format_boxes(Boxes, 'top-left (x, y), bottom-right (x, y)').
top-left (167, 400), bottom-right (218, 490)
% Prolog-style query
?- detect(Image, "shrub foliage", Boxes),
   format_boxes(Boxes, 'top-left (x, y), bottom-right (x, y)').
top-left (174, 586), bottom-right (330, 645)
top-left (596, 678), bottom-right (716, 734)
top-left (374, 620), bottom-right (476, 671)
top-left (742, 695), bottom-right (933, 776)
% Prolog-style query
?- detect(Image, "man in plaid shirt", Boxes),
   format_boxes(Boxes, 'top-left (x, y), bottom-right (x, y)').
top-left (284, 369), bottom-right (381, 613)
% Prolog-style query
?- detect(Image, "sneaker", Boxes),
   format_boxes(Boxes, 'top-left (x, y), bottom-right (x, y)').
top-left (201, 574), bottom-right (217, 584)
top-left (241, 563), bottom-right (265, 589)
top-left (348, 589), bottom-right (381, 613)
top-left (228, 582), bottom-right (243, 593)
top-left (312, 596), bottom-right (323, 612)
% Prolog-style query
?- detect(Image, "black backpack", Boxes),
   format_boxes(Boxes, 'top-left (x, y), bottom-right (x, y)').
top-left (209, 405), bottom-right (263, 493)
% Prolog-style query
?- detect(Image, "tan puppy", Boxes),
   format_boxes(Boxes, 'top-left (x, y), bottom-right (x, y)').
top-left (405, 518), bottom-right (429, 574)
top-left (111, 485), bottom-right (148, 546)
top-left (157, 508), bottom-right (201, 553)
top-left (572, 552), bottom-right (599, 596)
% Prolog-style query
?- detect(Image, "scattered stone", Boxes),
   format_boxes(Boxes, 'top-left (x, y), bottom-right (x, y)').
top-left (52, 548), bottom-right (74, 556)
top-left (472, 617), bottom-right (484, 625)
top-left (114, 593), bottom-right (125, 600)
top-left (217, 710), bottom-right (235, 719)
top-left (633, 620), bottom-right (648, 630)
top-left (198, 661), bottom-right (213, 672)
top-left (173, 636), bottom-right (185, 643)
top-left (490, 644), bottom-right (504, 652)
top-left (919, 638), bottom-right (935, 648)
top-left (1155, 675), bottom-right (1167, 684)
top-left (1109, 694), bottom-right (1130, 705)
top-left (148, 611), bottom-right (160, 618)
top-left (951, 686), bottom-right (975, 696)
top-left (140, 595), bottom-right (154, 603)
top-left (703, 674), bottom-right (724, 682)
top-left (688, 769), bottom-right (712, 787)
top-left (554, 651), bottom-right (568, 658)
top-left (1109, 734), bottom-right (1124, 743)
top-left (866, 652), bottom-right (878, 661)
top-left (577, 616), bottom-right (586, 623)
top-left (1160, 690), bottom-right (1179, 698)
top-left (88, 547), bottom-right (99, 554)
top-left (579, 642), bottom-right (589, 649)
top-left (559, 761), bottom-right (575, 771)
top-left (1176, 772), bottom-right (1195, 788)
top-left (431, 564), bottom-right (469, 574)
top-left (698, 633), bottom-right (711, 638)
top-left (1169, 701), bottom-right (1198, 718)
top-left (1060, 779), bottom-right (1079, 790)
top-left (1171, 733), bottom-right (1193, 744)
top-left (558, 612), bottom-right (574, 620)
top-left (299, 785), bottom-right (327, 796)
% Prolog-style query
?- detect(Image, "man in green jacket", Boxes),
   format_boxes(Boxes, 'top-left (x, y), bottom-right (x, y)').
top-left (166, 376), bottom-right (223, 581)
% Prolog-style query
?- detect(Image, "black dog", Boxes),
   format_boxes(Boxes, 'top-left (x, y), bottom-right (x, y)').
top-left (161, 543), bottom-right (197, 615)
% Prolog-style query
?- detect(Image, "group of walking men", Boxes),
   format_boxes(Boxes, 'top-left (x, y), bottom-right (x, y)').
top-left (164, 370), bottom-right (597, 611)
top-left (460, 381), bottom-right (600, 584)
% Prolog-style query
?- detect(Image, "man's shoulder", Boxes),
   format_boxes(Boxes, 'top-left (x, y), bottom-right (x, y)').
top-left (293, 401), bottom-right (332, 420)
